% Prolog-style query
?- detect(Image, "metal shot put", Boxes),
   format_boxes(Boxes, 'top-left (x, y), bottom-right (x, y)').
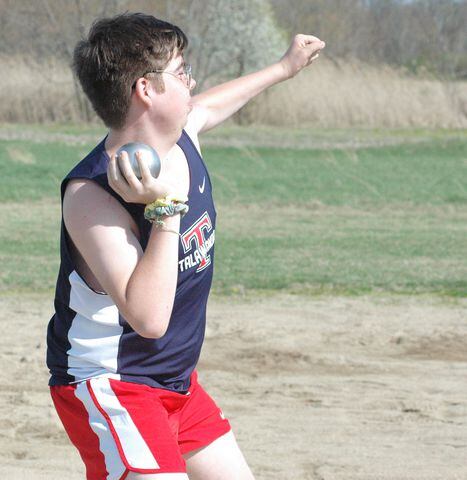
top-left (116, 142), bottom-right (161, 179)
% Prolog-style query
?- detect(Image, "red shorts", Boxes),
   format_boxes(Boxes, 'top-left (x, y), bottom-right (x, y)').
top-left (50, 371), bottom-right (231, 479)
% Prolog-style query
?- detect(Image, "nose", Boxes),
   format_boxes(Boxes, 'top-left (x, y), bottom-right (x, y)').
top-left (189, 77), bottom-right (196, 91)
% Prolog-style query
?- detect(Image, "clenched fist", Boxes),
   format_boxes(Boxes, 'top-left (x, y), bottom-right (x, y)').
top-left (279, 34), bottom-right (325, 79)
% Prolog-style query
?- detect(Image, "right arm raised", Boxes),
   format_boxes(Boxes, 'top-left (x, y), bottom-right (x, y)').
top-left (63, 166), bottom-right (181, 339)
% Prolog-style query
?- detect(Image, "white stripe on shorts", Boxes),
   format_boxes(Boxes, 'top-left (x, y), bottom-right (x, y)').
top-left (128, 476), bottom-right (189, 479)
top-left (88, 377), bottom-right (160, 470)
top-left (75, 381), bottom-right (126, 480)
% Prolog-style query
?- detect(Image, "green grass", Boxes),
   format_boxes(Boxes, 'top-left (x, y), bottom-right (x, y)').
top-left (213, 204), bottom-right (466, 296)
top-left (0, 141), bottom-right (94, 201)
top-left (206, 141), bottom-right (467, 207)
top-left (0, 126), bottom-right (466, 296)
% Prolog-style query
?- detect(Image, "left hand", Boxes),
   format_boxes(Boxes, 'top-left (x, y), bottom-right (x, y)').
top-left (279, 34), bottom-right (326, 79)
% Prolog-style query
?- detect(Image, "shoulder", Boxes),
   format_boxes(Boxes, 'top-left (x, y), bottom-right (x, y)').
top-left (63, 178), bottom-right (138, 235)
top-left (65, 139), bottom-right (108, 181)
top-left (64, 178), bottom-right (109, 210)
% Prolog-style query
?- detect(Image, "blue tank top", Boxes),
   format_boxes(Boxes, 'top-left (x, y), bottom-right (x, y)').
top-left (46, 130), bottom-right (216, 393)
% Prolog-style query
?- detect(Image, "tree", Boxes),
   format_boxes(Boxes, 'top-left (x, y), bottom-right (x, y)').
top-left (269, 0), bottom-right (467, 79)
top-left (168, 0), bottom-right (287, 91)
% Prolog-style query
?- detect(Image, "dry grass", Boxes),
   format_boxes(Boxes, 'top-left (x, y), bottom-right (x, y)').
top-left (243, 59), bottom-right (467, 128)
top-left (0, 55), bottom-right (84, 124)
top-left (1, 55), bottom-right (466, 128)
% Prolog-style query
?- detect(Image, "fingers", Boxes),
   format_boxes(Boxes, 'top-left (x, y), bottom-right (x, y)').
top-left (135, 150), bottom-right (152, 184)
top-left (297, 34), bottom-right (321, 44)
top-left (295, 34), bottom-right (325, 48)
top-left (108, 150), bottom-right (142, 200)
top-left (306, 40), bottom-right (325, 54)
top-left (308, 53), bottom-right (320, 65)
top-left (116, 150), bottom-right (140, 189)
top-left (292, 34), bottom-right (325, 64)
top-left (107, 153), bottom-right (126, 195)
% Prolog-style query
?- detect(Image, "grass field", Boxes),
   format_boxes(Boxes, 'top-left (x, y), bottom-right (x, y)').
top-left (0, 125), bottom-right (466, 297)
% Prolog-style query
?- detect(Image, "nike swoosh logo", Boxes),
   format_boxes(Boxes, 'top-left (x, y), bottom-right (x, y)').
top-left (199, 176), bottom-right (206, 194)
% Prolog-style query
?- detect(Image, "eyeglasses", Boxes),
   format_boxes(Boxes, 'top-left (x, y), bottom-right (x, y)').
top-left (132, 63), bottom-right (192, 89)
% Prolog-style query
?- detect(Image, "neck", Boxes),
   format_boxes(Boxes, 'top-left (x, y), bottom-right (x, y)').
top-left (105, 120), bottom-right (183, 161)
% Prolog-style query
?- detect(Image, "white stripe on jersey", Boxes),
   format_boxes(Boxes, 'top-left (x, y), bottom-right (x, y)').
top-left (75, 380), bottom-right (126, 480)
top-left (67, 270), bottom-right (123, 382)
top-left (88, 377), bottom-right (160, 470)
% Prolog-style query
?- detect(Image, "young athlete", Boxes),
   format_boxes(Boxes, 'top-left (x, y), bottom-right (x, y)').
top-left (46, 12), bottom-right (324, 480)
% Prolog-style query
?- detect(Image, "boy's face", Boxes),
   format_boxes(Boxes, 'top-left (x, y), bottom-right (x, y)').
top-left (151, 51), bottom-right (196, 130)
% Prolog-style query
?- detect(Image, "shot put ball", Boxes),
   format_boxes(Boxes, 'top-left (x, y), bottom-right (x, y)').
top-left (116, 142), bottom-right (161, 179)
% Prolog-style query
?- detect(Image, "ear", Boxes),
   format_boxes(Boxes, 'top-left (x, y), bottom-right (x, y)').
top-left (133, 77), bottom-right (155, 107)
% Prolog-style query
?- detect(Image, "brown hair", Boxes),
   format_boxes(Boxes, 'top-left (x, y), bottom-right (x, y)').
top-left (73, 12), bottom-right (188, 129)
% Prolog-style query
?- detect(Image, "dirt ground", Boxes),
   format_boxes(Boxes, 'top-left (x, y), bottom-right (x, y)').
top-left (0, 293), bottom-right (466, 480)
